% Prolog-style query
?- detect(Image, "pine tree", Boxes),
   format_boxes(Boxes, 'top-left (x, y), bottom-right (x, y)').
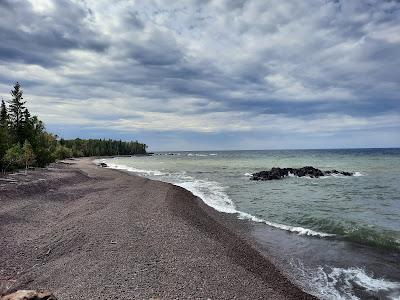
top-left (22, 108), bottom-right (32, 141)
top-left (23, 108), bottom-right (31, 123)
top-left (0, 99), bottom-right (10, 169)
top-left (0, 99), bottom-right (7, 128)
top-left (9, 82), bottom-right (26, 143)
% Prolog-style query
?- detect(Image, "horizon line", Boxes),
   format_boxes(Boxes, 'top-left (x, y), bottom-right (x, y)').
top-left (149, 147), bottom-right (400, 152)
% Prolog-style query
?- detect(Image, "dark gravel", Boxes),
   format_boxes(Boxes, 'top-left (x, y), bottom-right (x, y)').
top-left (0, 158), bottom-right (316, 299)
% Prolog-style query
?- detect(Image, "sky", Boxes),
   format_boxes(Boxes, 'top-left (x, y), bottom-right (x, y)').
top-left (0, 0), bottom-right (399, 151)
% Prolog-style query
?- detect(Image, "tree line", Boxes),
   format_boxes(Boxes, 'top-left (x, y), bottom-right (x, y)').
top-left (0, 82), bottom-right (147, 173)
top-left (59, 139), bottom-right (147, 158)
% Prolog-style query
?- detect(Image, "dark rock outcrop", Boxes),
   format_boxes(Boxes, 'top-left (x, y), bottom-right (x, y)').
top-left (251, 166), bottom-right (353, 181)
top-left (98, 162), bottom-right (108, 167)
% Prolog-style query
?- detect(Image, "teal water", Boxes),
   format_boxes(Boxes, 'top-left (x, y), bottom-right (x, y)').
top-left (99, 149), bottom-right (400, 299)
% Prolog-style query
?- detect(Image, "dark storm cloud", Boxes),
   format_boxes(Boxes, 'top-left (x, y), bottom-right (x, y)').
top-left (0, 0), bottom-right (108, 67)
top-left (123, 31), bottom-right (183, 66)
top-left (0, 0), bottom-right (399, 149)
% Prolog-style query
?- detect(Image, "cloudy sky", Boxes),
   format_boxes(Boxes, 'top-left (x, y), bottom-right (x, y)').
top-left (0, 0), bottom-right (399, 150)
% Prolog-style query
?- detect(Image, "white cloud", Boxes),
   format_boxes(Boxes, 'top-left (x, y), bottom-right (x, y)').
top-left (27, 0), bottom-right (55, 14)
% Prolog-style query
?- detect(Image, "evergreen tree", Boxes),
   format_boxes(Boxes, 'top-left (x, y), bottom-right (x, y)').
top-left (0, 99), bottom-right (8, 128)
top-left (9, 82), bottom-right (26, 143)
top-left (0, 99), bottom-right (10, 169)
top-left (23, 108), bottom-right (31, 123)
top-left (22, 108), bottom-right (33, 142)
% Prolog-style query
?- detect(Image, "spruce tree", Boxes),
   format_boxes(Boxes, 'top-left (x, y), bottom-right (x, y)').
top-left (22, 108), bottom-right (32, 141)
top-left (23, 108), bottom-right (31, 122)
top-left (0, 99), bottom-right (7, 128)
top-left (0, 99), bottom-right (10, 169)
top-left (9, 82), bottom-right (26, 143)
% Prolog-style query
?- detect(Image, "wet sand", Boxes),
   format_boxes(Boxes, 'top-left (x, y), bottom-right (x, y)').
top-left (0, 158), bottom-right (315, 299)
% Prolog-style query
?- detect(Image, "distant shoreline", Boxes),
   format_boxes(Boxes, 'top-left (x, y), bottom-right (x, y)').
top-left (150, 147), bottom-right (400, 153)
top-left (0, 158), bottom-right (314, 299)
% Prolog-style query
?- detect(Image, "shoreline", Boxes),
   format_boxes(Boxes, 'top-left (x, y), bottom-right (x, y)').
top-left (0, 158), bottom-right (315, 299)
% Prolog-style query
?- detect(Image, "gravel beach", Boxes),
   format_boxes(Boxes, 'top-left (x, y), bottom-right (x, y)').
top-left (0, 158), bottom-right (315, 299)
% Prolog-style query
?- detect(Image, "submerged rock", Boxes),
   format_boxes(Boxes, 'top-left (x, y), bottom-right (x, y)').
top-left (251, 166), bottom-right (353, 181)
top-left (1, 290), bottom-right (57, 300)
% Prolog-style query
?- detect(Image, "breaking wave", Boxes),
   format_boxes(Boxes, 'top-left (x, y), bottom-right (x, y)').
top-left (290, 259), bottom-right (400, 299)
top-left (176, 179), bottom-right (333, 237)
top-left (104, 162), bottom-right (167, 176)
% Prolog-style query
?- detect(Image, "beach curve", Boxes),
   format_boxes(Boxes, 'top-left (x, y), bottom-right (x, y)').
top-left (0, 158), bottom-right (315, 299)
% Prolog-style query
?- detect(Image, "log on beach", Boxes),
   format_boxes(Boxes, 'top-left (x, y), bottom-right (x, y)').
top-left (0, 159), bottom-right (315, 299)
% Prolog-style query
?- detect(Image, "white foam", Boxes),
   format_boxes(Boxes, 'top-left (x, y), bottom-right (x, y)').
top-left (353, 172), bottom-right (364, 177)
top-left (106, 163), bottom-right (166, 176)
top-left (318, 172), bottom-right (364, 179)
top-left (314, 266), bottom-right (400, 300)
top-left (290, 258), bottom-right (400, 300)
top-left (176, 180), bottom-right (237, 214)
top-left (187, 153), bottom-right (211, 157)
top-left (331, 173), bottom-right (352, 178)
top-left (244, 173), bottom-right (252, 177)
top-left (209, 153), bottom-right (218, 156)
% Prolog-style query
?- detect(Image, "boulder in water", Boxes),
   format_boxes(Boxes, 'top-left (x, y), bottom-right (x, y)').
top-left (251, 166), bottom-right (353, 181)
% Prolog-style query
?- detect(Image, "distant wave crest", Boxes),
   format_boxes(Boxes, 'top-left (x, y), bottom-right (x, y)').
top-left (187, 153), bottom-right (217, 157)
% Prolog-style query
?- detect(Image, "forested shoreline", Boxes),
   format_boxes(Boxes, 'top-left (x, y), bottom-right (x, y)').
top-left (59, 138), bottom-right (147, 158)
top-left (0, 82), bottom-right (147, 173)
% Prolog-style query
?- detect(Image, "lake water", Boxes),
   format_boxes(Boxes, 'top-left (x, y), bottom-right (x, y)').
top-left (99, 149), bottom-right (400, 299)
